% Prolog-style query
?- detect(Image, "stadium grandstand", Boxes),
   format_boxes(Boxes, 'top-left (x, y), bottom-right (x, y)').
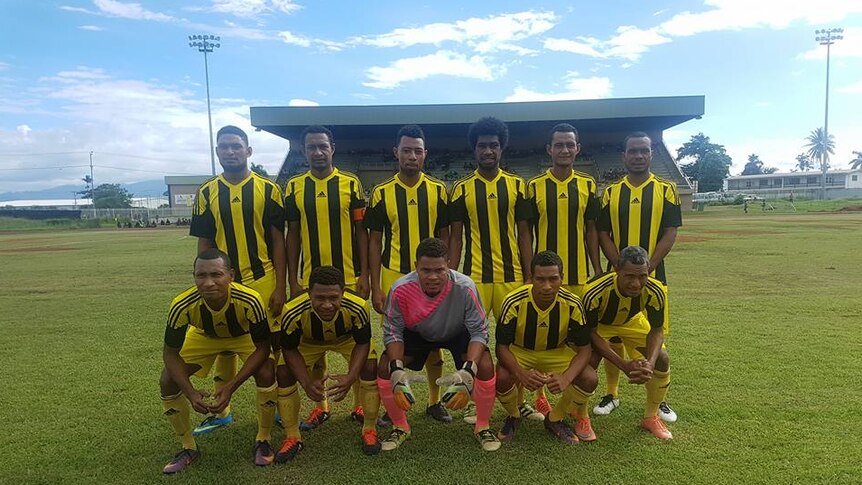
top-left (166, 96), bottom-right (703, 209)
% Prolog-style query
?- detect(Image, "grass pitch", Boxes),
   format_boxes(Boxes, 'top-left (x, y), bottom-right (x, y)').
top-left (1, 205), bottom-right (860, 484)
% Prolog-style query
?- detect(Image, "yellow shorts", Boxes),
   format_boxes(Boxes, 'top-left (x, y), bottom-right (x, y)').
top-left (381, 266), bottom-right (406, 298)
top-left (276, 337), bottom-right (378, 367)
top-left (562, 284), bottom-right (586, 298)
top-left (596, 313), bottom-right (665, 360)
top-left (663, 285), bottom-right (671, 336)
top-left (476, 282), bottom-right (521, 323)
top-left (244, 271), bottom-right (286, 322)
top-left (509, 345), bottom-right (578, 375)
top-left (180, 330), bottom-right (256, 379)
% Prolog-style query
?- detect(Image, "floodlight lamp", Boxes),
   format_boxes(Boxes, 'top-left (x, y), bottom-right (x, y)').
top-left (215, 43), bottom-right (220, 48)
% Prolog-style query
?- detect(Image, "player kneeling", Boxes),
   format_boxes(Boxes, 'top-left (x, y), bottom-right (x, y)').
top-left (275, 266), bottom-right (381, 461)
top-left (377, 237), bottom-right (500, 452)
top-left (583, 246), bottom-right (674, 440)
top-left (159, 249), bottom-right (278, 474)
top-left (495, 251), bottom-right (598, 444)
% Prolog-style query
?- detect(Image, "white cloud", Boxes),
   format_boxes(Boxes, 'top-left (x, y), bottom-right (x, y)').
top-left (363, 51), bottom-right (499, 89)
top-left (288, 99), bottom-right (319, 106)
top-left (548, 1), bottom-right (862, 62)
top-left (92, 0), bottom-right (175, 22)
top-left (276, 31), bottom-right (344, 50)
top-left (353, 11), bottom-right (556, 55)
top-left (504, 73), bottom-right (612, 102)
top-left (78, 25), bottom-right (104, 31)
top-left (838, 80), bottom-right (862, 94)
top-left (0, 62), bottom-right (9, 71)
top-left (800, 27), bottom-right (862, 60)
top-left (209, 0), bottom-right (302, 18)
top-left (0, 67), bottom-right (289, 193)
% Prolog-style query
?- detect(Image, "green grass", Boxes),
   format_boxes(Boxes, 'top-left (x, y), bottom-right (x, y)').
top-left (1, 211), bottom-right (861, 484)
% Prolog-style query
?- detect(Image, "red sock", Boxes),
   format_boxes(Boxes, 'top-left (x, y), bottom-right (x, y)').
top-left (472, 375), bottom-right (497, 432)
top-left (376, 377), bottom-right (409, 432)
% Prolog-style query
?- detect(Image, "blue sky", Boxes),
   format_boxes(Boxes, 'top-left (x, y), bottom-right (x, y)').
top-left (1, 0), bottom-right (860, 194)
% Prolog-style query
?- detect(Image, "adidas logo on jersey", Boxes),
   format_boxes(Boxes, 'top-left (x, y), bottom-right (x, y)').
top-left (632, 198), bottom-right (641, 204)
top-left (559, 193), bottom-right (568, 199)
top-left (409, 199), bottom-right (417, 206)
top-left (326, 329), bottom-right (334, 334)
top-left (317, 191), bottom-right (326, 198)
top-left (619, 307), bottom-right (629, 313)
top-left (539, 321), bottom-right (548, 327)
top-left (231, 196), bottom-right (241, 203)
top-left (488, 193), bottom-right (497, 200)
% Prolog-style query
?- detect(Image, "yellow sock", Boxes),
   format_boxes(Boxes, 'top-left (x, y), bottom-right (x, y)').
top-left (535, 387), bottom-right (547, 401)
top-left (548, 385), bottom-right (579, 422)
top-left (277, 385), bottom-right (301, 439)
top-left (566, 385), bottom-right (594, 419)
top-left (351, 380), bottom-right (361, 409)
top-left (426, 350), bottom-right (443, 404)
top-left (310, 360), bottom-right (329, 412)
top-left (213, 353), bottom-right (238, 418)
top-left (255, 383), bottom-right (278, 442)
top-left (161, 392), bottom-right (196, 450)
top-left (359, 379), bottom-right (380, 432)
top-left (605, 341), bottom-right (625, 397)
top-left (496, 384), bottom-right (520, 418)
top-left (645, 369), bottom-right (671, 418)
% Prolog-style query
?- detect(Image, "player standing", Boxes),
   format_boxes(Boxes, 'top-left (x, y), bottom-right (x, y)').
top-left (365, 124), bottom-right (452, 422)
top-left (595, 132), bottom-right (680, 423)
top-left (188, 125), bottom-right (285, 455)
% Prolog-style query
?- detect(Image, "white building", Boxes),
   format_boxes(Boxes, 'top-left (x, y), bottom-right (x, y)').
top-left (725, 169), bottom-right (862, 199)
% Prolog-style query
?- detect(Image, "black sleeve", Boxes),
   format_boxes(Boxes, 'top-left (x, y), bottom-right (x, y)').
top-left (264, 187), bottom-right (286, 231)
top-left (585, 194), bottom-right (600, 222)
top-left (514, 193), bottom-right (532, 222)
top-left (646, 305), bottom-right (665, 330)
top-left (495, 318), bottom-right (517, 346)
top-left (434, 193), bottom-right (450, 232)
top-left (661, 199), bottom-right (682, 228)
top-left (281, 328), bottom-right (302, 350)
top-left (363, 200), bottom-right (386, 232)
top-left (567, 321), bottom-right (592, 347)
top-left (597, 204), bottom-right (611, 232)
top-left (352, 321), bottom-right (371, 345)
top-left (249, 320), bottom-right (271, 343)
top-left (164, 325), bottom-right (187, 349)
top-left (449, 189), bottom-right (467, 223)
top-left (284, 184), bottom-right (301, 223)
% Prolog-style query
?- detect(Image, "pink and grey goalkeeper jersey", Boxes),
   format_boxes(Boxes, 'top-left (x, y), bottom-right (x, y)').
top-left (382, 270), bottom-right (489, 347)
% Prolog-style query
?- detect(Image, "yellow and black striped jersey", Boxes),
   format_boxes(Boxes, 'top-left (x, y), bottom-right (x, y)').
top-left (279, 290), bottom-right (371, 348)
top-left (527, 169), bottom-right (600, 286)
top-left (496, 284), bottom-right (590, 350)
top-left (164, 282), bottom-right (269, 348)
top-left (190, 173), bottom-right (285, 285)
top-left (450, 170), bottom-right (531, 284)
top-left (364, 173), bottom-right (449, 274)
top-left (283, 168), bottom-right (366, 286)
top-left (597, 174), bottom-right (682, 284)
top-left (581, 272), bottom-right (666, 329)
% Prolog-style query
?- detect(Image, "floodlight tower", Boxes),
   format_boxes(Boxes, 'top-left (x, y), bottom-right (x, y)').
top-left (188, 34), bottom-right (221, 176)
top-left (814, 27), bottom-right (843, 195)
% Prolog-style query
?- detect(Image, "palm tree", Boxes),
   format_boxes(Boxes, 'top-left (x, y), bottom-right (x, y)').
top-left (804, 127), bottom-right (835, 198)
top-left (851, 151), bottom-right (862, 170)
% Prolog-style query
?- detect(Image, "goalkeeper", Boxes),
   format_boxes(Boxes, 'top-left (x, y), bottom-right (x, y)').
top-left (376, 237), bottom-right (500, 452)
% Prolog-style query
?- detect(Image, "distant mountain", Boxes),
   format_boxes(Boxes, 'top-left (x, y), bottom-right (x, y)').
top-left (0, 179), bottom-right (167, 201)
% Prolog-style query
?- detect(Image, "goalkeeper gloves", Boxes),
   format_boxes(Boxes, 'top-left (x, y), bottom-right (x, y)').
top-left (389, 360), bottom-right (415, 411)
top-left (436, 361), bottom-right (477, 410)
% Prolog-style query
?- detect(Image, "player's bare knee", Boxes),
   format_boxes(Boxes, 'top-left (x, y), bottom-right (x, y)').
top-left (159, 368), bottom-right (179, 396)
top-left (475, 350), bottom-right (494, 380)
top-left (495, 364), bottom-right (513, 392)
top-left (254, 359), bottom-right (275, 387)
top-left (656, 350), bottom-right (670, 372)
top-left (589, 352), bottom-right (602, 369)
top-left (377, 354), bottom-right (391, 379)
top-left (575, 367), bottom-right (598, 392)
top-left (276, 363), bottom-right (296, 386)
top-left (360, 359), bottom-right (377, 381)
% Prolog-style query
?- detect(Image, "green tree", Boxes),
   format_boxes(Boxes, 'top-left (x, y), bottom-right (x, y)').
top-left (676, 133), bottom-right (732, 193)
top-left (78, 175), bottom-right (94, 202)
top-left (804, 127), bottom-right (835, 198)
top-left (795, 153), bottom-right (814, 172)
top-left (741, 154), bottom-right (764, 175)
top-left (92, 184), bottom-right (133, 208)
top-left (762, 167), bottom-right (778, 174)
top-left (250, 163), bottom-right (269, 177)
top-left (850, 151), bottom-right (862, 170)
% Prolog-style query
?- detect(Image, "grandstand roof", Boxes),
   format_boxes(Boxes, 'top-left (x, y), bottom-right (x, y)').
top-left (250, 96), bottom-right (704, 144)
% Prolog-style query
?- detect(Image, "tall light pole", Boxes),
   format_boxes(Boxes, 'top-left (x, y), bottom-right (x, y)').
top-left (188, 34), bottom-right (221, 176)
top-left (815, 28), bottom-right (843, 198)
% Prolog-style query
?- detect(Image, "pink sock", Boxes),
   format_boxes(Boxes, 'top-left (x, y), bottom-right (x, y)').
top-left (472, 375), bottom-right (497, 432)
top-left (376, 377), bottom-right (410, 432)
